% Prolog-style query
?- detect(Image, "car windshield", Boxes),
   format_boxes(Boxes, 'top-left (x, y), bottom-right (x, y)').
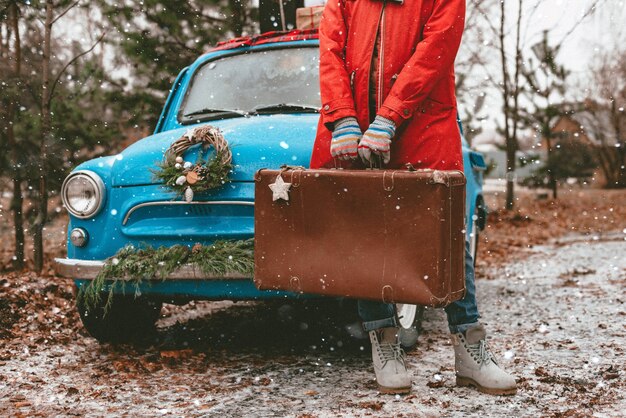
top-left (180, 46), bottom-right (321, 122)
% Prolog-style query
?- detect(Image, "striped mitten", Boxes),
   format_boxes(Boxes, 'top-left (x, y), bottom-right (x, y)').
top-left (330, 117), bottom-right (362, 160)
top-left (358, 116), bottom-right (396, 165)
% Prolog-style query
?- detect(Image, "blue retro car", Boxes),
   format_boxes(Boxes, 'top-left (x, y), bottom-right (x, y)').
top-left (55, 31), bottom-right (487, 343)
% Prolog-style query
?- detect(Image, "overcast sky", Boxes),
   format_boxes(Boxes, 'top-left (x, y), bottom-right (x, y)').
top-left (65, 1), bottom-right (624, 84)
top-left (460, 0), bottom-right (626, 140)
top-left (58, 0), bottom-right (624, 139)
top-left (518, 0), bottom-right (626, 74)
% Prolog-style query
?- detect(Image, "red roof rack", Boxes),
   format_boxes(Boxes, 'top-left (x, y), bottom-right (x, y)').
top-left (209, 29), bottom-right (319, 52)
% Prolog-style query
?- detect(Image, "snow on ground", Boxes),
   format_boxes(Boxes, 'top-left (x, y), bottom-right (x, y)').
top-left (1, 235), bottom-right (625, 417)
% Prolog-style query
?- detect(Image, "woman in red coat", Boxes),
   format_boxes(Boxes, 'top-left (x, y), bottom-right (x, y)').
top-left (311, 0), bottom-right (517, 395)
top-left (311, 0), bottom-right (464, 171)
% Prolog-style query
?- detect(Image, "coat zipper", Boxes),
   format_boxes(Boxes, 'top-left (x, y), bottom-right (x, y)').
top-left (367, 1), bottom-right (386, 122)
top-left (377, 5), bottom-right (386, 111)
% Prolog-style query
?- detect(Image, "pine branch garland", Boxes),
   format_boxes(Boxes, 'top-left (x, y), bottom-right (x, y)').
top-left (80, 127), bottom-right (244, 313)
top-left (77, 239), bottom-right (254, 314)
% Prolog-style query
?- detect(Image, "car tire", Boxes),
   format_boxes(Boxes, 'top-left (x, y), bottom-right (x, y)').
top-left (395, 303), bottom-right (425, 351)
top-left (77, 293), bottom-right (162, 344)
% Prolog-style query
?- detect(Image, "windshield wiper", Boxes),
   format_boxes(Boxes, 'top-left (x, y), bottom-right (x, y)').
top-left (253, 103), bottom-right (320, 113)
top-left (182, 107), bottom-right (250, 119)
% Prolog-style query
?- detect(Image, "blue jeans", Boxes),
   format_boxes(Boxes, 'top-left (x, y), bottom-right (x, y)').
top-left (358, 240), bottom-right (480, 334)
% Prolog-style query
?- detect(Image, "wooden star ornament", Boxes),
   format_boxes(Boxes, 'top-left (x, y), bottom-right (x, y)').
top-left (269, 174), bottom-right (292, 202)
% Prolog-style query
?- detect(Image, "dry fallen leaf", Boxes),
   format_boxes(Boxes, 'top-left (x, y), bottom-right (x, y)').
top-left (359, 401), bottom-right (384, 411)
top-left (427, 379), bottom-right (446, 388)
top-left (160, 349), bottom-right (194, 360)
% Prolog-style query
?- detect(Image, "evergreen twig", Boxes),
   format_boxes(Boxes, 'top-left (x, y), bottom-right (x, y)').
top-left (77, 239), bottom-right (254, 314)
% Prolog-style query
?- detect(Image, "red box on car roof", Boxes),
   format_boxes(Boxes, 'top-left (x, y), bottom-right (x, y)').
top-left (209, 29), bottom-right (319, 52)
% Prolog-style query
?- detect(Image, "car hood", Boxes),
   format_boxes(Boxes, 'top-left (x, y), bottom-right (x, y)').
top-left (111, 114), bottom-right (318, 186)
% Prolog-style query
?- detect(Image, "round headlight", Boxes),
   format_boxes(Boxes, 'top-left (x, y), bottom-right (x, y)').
top-left (61, 170), bottom-right (106, 219)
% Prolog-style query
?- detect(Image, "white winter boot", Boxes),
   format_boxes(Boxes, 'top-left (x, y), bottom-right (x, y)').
top-left (451, 324), bottom-right (517, 395)
top-left (369, 327), bottom-right (412, 394)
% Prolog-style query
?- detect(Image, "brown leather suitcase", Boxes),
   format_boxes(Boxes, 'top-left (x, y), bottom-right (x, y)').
top-left (253, 167), bottom-right (466, 307)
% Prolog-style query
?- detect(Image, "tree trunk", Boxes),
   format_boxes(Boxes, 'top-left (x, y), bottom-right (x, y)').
top-left (505, 146), bottom-right (516, 210)
top-left (508, 0), bottom-right (524, 208)
top-left (598, 145), bottom-right (626, 188)
top-left (500, 1), bottom-right (522, 211)
top-left (34, 1), bottom-right (53, 273)
top-left (0, 18), bottom-right (4, 56)
top-left (544, 135), bottom-right (557, 199)
top-left (229, 0), bottom-right (246, 36)
top-left (609, 99), bottom-right (626, 188)
top-left (7, 2), bottom-right (25, 270)
top-left (595, 146), bottom-right (614, 187)
top-left (617, 142), bottom-right (626, 187)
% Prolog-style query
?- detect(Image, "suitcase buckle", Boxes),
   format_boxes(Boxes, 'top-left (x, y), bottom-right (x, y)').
top-left (280, 165), bottom-right (305, 187)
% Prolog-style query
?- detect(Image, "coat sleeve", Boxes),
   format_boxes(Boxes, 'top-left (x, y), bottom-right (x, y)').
top-left (377, 0), bottom-right (465, 126)
top-left (318, 0), bottom-right (358, 130)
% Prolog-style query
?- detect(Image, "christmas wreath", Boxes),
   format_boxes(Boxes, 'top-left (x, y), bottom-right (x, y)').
top-left (153, 125), bottom-right (233, 201)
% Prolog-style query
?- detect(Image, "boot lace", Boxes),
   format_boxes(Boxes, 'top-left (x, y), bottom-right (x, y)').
top-left (378, 341), bottom-right (407, 367)
top-left (467, 339), bottom-right (495, 367)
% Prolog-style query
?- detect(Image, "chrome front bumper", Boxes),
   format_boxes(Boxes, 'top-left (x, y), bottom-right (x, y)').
top-left (53, 258), bottom-right (252, 280)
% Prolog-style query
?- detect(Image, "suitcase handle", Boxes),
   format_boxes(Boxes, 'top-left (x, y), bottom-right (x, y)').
top-left (368, 154), bottom-right (383, 169)
top-left (330, 156), bottom-right (384, 170)
top-left (279, 165), bottom-right (305, 187)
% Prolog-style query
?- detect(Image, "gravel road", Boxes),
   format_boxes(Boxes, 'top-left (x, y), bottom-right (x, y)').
top-left (1, 234), bottom-right (625, 417)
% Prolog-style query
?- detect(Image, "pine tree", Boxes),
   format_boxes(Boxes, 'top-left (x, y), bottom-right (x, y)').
top-left (99, 0), bottom-right (257, 129)
top-left (1, 2), bottom-right (124, 271)
top-left (523, 31), bottom-right (571, 199)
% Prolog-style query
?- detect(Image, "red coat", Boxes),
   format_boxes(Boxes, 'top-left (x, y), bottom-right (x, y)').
top-left (310, 0), bottom-right (466, 171)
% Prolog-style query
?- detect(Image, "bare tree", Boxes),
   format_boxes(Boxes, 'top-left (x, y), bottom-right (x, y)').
top-left (584, 48), bottom-right (626, 188)
top-left (459, 0), bottom-right (527, 209)
top-left (33, 0), bottom-right (54, 272)
top-left (33, 0), bottom-right (105, 272)
top-left (499, 0), bottom-right (524, 210)
top-left (464, 0), bottom-right (602, 208)
top-left (455, 0), bottom-right (498, 145)
top-left (0, 1), bottom-right (26, 270)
